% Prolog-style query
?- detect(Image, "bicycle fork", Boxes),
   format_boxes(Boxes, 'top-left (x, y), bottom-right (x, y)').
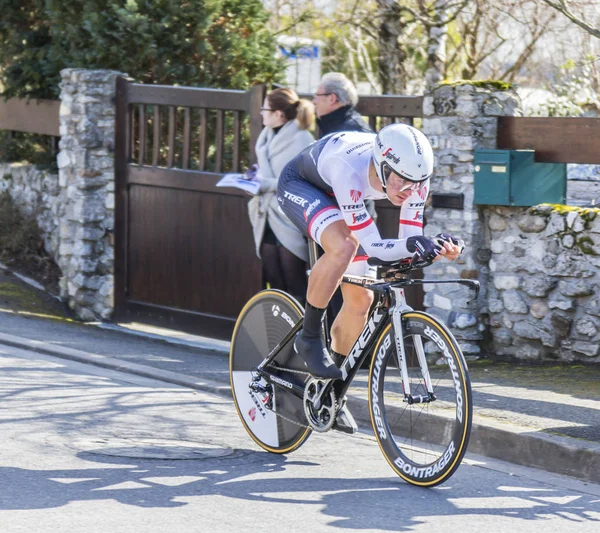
top-left (390, 287), bottom-right (436, 405)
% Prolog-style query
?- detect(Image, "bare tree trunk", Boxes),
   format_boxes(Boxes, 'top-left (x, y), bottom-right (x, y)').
top-left (425, 1), bottom-right (449, 88)
top-left (376, 0), bottom-right (408, 94)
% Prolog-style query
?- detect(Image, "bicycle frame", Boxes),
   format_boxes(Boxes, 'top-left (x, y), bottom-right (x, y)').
top-left (255, 239), bottom-right (480, 408)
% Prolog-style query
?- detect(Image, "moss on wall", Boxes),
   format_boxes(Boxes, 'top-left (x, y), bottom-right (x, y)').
top-left (437, 79), bottom-right (514, 91)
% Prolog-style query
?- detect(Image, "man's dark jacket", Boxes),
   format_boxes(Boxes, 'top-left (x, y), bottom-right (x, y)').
top-left (316, 105), bottom-right (372, 135)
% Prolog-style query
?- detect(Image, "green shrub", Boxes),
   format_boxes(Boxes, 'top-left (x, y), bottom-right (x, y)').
top-left (0, 131), bottom-right (57, 171)
top-left (0, 0), bottom-right (284, 99)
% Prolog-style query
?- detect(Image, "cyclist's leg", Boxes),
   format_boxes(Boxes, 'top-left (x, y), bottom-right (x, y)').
top-left (306, 221), bottom-right (359, 308)
top-left (329, 258), bottom-right (375, 433)
top-left (292, 220), bottom-right (357, 379)
top-left (330, 260), bottom-right (375, 357)
top-left (277, 168), bottom-right (355, 379)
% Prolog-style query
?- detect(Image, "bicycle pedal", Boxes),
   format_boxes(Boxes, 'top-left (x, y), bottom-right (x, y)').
top-left (332, 404), bottom-right (357, 434)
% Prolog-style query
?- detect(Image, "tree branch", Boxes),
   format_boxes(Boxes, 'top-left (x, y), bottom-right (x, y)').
top-left (539, 0), bottom-right (600, 38)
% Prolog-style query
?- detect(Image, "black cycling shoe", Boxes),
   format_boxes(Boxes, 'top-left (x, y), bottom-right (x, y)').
top-left (293, 333), bottom-right (343, 380)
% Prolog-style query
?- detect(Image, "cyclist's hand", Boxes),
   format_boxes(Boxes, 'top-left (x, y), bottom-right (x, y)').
top-left (434, 233), bottom-right (464, 261)
top-left (406, 235), bottom-right (443, 262)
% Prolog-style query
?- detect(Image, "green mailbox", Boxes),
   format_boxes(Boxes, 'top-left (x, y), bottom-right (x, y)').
top-left (474, 150), bottom-right (566, 206)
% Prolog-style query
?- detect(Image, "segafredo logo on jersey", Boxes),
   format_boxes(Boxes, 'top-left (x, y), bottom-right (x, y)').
top-left (272, 305), bottom-right (295, 327)
top-left (283, 191), bottom-right (308, 207)
top-left (352, 212), bottom-right (368, 224)
top-left (425, 325), bottom-right (463, 422)
top-left (350, 189), bottom-right (362, 203)
top-left (303, 199), bottom-right (321, 221)
top-left (341, 308), bottom-right (385, 380)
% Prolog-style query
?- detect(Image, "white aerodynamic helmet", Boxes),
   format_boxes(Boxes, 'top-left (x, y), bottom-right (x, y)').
top-left (372, 124), bottom-right (434, 190)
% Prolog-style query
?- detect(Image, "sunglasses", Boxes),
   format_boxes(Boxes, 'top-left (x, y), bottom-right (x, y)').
top-left (381, 161), bottom-right (425, 191)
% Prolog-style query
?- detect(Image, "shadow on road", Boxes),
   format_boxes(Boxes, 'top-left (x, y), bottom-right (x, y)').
top-left (0, 451), bottom-right (598, 529)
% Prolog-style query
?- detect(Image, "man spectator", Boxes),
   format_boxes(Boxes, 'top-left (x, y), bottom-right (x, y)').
top-left (313, 72), bottom-right (372, 136)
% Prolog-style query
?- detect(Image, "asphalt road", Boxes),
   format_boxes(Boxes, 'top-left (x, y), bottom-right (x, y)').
top-left (1, 344), bottom-right (599, 533)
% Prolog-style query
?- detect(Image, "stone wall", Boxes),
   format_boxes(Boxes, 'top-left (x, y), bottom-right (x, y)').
top-left (421, 82), bottom-right (521, 356)
top-left (1, 69), bottom-right (122, 320)
top-left (56, 69), bottom-right (121, 320)
top-left (486, 205), bottom-right (600, 363)
top-left (0, 163), bottom-right (62, 259)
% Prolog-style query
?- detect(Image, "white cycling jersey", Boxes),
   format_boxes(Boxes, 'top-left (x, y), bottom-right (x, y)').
top-left (313, 131), bottom-right (429, 262)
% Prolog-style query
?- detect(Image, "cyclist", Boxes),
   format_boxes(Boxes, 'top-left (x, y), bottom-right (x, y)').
top-left (277, 124), bottom-right (463, 431)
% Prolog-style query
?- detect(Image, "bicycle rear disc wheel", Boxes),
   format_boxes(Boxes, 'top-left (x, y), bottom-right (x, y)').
top-left (369, 312), bottom-right (472, 486)
top-left (230, 290), bottom-right (311, 453)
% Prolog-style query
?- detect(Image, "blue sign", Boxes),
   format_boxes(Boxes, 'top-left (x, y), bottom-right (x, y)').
top-left (278, 45), bottom-right (320, 60)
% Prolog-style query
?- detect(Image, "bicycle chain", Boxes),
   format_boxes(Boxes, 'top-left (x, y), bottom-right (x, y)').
top-left (259, 367), bottom-right (339, 430)
top-left (269, 403), bottom-right (310, 429)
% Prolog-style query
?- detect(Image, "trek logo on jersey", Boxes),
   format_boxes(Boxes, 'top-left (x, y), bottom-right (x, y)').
top-left (350, 190), bottom-right (362, 203)
top-left (352, 212), bottom-right (368, 224)
top-left (303, 199), bottom-right (321, 221)
top-left (382, 147), bottom-right (400, 165)
top-left (283, 191), bottom-right (308, 207)
top-left (341, 203), bottom-right (364, 211)
top-left (409, 201), bottom-right (425, 208)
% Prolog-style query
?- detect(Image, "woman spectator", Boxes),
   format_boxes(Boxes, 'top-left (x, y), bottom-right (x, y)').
top-left (248, 87), bottom-right (315, 304)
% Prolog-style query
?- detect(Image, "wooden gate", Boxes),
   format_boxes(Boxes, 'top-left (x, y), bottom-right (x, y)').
top-left (114, 78), bottom-right (265, 338)
top-left (114, 78), bottom-right (425, 339)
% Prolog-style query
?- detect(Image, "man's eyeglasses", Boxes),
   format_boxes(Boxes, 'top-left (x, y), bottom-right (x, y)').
top-left (313, 92), bottom-right (333, 98)
top-left (260, 107), bottom-right (274, 112)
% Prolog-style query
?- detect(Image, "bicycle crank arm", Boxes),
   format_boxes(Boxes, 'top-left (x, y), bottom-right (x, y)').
top-left (404, 393), bottom-right (437, 404)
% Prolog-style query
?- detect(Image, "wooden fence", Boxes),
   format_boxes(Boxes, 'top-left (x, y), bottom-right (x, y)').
top-left (498, 117), bottom-right (600, 164)
top-left (0, 97), bottom-right (60, 136)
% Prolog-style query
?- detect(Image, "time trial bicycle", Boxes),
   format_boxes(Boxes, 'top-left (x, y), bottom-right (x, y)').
top-left (229, 242), bottom-right (479, 487)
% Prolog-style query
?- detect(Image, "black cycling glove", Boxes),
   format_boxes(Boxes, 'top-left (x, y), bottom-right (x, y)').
top-left (435, 233), bottom-right (465, 254)
top-left (406, 235), bottom-right (443, 262)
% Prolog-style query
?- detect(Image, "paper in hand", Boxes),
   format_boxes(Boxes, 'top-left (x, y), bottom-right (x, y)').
top-left (216, 173), bottom-right (261, 195)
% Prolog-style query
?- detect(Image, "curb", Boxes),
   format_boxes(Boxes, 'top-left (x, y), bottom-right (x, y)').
top-left (1, 331), bottom-right (599, 484)
top-left (0, 332), bottom-right (231, 398)
top-left (344, 394), bottom-right (600, 484)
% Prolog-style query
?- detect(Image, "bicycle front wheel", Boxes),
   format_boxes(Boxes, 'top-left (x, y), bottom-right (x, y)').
top-left (230, 290), bottom-right (311, 454)
top-left (368, 312), bottom-right (472, 486)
